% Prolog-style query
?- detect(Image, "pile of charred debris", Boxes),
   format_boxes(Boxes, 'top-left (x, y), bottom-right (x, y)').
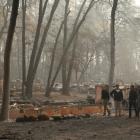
top-left (4, 98), bottom-right (102, 123)
top-left (16, 113), bottom-right (92, 122)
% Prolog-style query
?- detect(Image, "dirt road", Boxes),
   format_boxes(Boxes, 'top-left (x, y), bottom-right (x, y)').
top-left (0, 116), bottom-right (140, 140)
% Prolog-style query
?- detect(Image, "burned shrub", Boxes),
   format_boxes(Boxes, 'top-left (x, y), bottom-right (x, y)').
top-left (52, 116), bottom-right (62, 121)
top-left (37, 114), bottom-right (49, 121)
top-left (16, 115), bottom-right (37, 122)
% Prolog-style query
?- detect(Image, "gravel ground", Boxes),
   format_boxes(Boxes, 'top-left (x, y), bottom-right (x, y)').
top-left (0, 116), bottom-right (140, 140)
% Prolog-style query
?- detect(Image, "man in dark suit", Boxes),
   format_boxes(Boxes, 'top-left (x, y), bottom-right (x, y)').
top-left (101, 85), bottom-right (110, 116)
top-left (111, 84), bottom-right (123, 117)
top-left (129, 85), bottom-right (137, 118)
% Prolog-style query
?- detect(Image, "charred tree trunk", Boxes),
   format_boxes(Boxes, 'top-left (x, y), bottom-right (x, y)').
top-left (0, 0), bottom-right (19, 121)
top-left (66, 33), bottom-right (78, 94)
top-left (109, 0), bottom-right (118, 92)
top-left (45, 21), bottom-right (64, 97)
top-left (22, 0), bottom-right (26, 98)
top-left (62, 0), bottom-right (69, 95)
top-left (25, 0), bottom-right (49, 98)
top-left (17, 40), bottom-right (20, 79)
top-left (75, 68), bottom-right (78, 82)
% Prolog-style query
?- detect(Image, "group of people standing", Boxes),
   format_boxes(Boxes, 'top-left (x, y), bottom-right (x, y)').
top-left (101, 84), bottom-right (140, 118)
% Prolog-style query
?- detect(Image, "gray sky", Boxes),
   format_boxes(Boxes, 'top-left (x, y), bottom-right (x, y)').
top-left (135, 0), bottom-right (140, 6)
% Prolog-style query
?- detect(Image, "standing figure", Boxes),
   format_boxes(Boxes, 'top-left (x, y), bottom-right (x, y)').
top-left (136, 85), bottom-right (140, 118)
top-left (101, 85), bottom-right (110, 116)
top-left (128, 85), bottom-right (137, 118)
top-left (111, 84), bottom-right (123, 117)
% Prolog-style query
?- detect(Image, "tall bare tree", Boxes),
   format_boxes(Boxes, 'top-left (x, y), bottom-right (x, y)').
top-left (66, 33), bottom-right (78, 93)
top-left (62, 0), bottom-right (87, 95)
top-left (45, 21), bottom-right (64, 96)
top-left (62, 0), bottom-right (70, 95)
top-left (0, 0), bottom-right (19, 121)
top-left (46, 0), bottom-right (97, 95)
top-left (22, 0), bottom-right (27, 98)
top-left (25, 0), bottom-right (60, 98)
top-left (109, 0), bottom-right (118, 91)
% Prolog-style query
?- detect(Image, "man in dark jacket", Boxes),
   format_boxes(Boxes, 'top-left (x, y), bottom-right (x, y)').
top-left (136, 85), bottom-right (140, 119)
top-left (111, 84), bottom-right (123, 117)
top-left (101, 85), bottom-right (110, 116)
top-left (129, 85), bottom-right (137, 118)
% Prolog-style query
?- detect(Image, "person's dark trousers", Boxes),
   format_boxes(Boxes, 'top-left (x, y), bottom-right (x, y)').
top-left (129, 101), bottom-right (137, 118)
top-left (137, 108), bottom-right (140, 118)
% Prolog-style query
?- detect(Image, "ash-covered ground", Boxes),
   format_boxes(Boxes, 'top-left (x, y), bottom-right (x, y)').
top-left (0, 116), bottom-right (140, 140)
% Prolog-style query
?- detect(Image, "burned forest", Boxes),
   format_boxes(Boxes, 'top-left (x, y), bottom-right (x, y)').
top-left (0, 0), bottom-right (140, 140)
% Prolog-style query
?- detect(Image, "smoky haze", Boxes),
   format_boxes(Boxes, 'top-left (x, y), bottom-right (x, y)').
top-left (0, 0), bottom-right (140, 87)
